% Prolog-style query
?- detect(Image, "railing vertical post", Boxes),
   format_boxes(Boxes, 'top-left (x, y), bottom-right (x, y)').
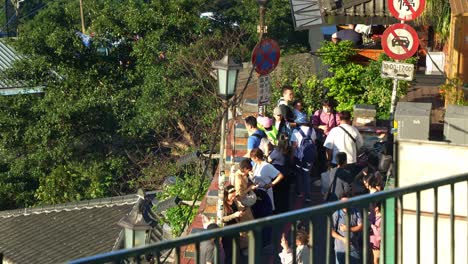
top-left (309, 219), bottom-right (314, 263)
top-left (398, 195), bottom-right (404, 264)
top-left (292, 223), bottom-right (298, 264)
top-left (175, 247), bottom-right (180, 264)
top-left (345, 212), bottom-right (350, 264)
top-left (416, 191), bottom-right (421, 264)
top-left (362, 207), bottom-right (369, 264)
top-left (214, 238), bottom-right (221, 264)
top-left (383, 196), bottom-right (396, 264)
top-left (326, 215), bottom-right (332, 264)
top-left (433, 188), bottom-right (438, 264)
top-left (450, 183), bottom-right (455, 264)
top-left (155, 251), bottom-right (161, 264)
top-left (232, 236), bottom-right (239, 264)
top-left (248, 229), bottom-right (262, 264)
top-left (195, 242), bottom-right (200, 264)
top-left (381, 200), bottom-right (386, 263)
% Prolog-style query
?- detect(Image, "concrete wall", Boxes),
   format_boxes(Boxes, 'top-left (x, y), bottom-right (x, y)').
top-left (397, 139), bottom-right (468, 264)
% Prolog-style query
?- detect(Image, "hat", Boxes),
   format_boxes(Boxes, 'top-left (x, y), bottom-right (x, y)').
top-left (257, 116), bottom-right (272, 128)
top-left (294, 111), bottom-right (308, 124)
top-left (273, 107), bottom-right (282, 116)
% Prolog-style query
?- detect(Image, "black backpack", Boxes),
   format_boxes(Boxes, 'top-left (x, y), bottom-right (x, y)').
top-left (297, 128), bottom-right (317, 169)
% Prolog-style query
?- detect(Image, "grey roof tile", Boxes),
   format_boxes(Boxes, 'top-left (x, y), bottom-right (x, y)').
top-left (0, 195), bottom-right (140, 264)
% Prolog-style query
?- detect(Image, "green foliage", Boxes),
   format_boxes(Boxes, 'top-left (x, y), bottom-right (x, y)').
top-left (440, 78), bottom-right (466, 106)
top-left (318, 41), bottom-right (357, 70)
top-left (318, 41), bottom-right (415, 119)
top-left (269, 56), bottom-right (323, 116)
top-left (361, 54), bottom-right (414, 119)
top-left (211, 0), bottom-right (309, 60)
top-left (35, 161), bottom-right (121, 204)
top-left (415, 0), bottom-right (451, 45)
top-left (323, 63), bottom-right (366, 112)
top-left (155, 167), bottom-right (210, 236)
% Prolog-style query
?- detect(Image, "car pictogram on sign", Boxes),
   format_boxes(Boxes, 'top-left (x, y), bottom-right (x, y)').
top-left (392, 36), bottom-right (410, 48)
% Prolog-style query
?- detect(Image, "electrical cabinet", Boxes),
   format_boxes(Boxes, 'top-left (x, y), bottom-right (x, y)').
top-left (395, 102), bottom-right (432, 140)
top-left (444, 105), bottom-right (468, 145)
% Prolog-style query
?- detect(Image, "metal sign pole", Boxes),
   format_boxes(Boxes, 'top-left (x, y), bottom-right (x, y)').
top-left (389, 78), bottom-right (399, 121)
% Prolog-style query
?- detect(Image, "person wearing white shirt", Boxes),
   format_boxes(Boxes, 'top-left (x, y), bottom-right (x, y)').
top-left (324, 111), bottom-right (363, 166)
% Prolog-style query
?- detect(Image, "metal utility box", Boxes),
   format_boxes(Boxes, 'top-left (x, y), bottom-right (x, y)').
top-left (395, 102), bottom-right (432, 140)
top-left (353, 104), bottom-right (376, 127)
top-left (444, 105), bottom-right (468, 145)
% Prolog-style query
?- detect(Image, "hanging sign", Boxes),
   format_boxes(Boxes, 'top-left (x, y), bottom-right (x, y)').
top-left (257, 74), bottom-right (271, 106)
top-left (388, 0), bottom-right (425, 21)
top-left (381, 61), bottom-right (415, 81)
top-left (252, 39), bottom-right (280, 75)
top-left (382, 24), bottom-right (420, 60)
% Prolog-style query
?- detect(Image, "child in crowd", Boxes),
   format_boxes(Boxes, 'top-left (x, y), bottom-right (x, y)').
top-left (279, 230), bottom-right (310, 264)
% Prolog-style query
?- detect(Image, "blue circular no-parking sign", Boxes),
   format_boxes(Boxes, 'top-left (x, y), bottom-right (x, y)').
top-left (251, 39), bottom-right (280, 75)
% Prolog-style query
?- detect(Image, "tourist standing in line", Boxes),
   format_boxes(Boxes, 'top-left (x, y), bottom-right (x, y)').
top-left (331, 193), bottom-right (363, 264)
top-left (324, 111), bottom-right (363, 174)
top-left (312, 99), bottom-right (340, 173)
top-left (267, 134), bottom-right (292, 214)
top-left (222, 185), bottom-right (245, 264)
top-left (290, 123), bottom-right (316, 203)
top-left (244, 116), bottom-right (266, 157)
top-left (277, 86), bottom-right (296, 125)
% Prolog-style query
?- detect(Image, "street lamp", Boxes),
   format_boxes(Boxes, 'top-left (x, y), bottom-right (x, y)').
top-left (212, 51), bottom-right (242, 226)
top-left (212, 51), bottom-right (242, 100)
top-left (118, 194), bottom-right (154, 249)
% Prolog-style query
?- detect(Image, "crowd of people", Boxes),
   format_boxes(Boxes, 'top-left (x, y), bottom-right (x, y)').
top-left (200, 86), bottom-right (386, 264)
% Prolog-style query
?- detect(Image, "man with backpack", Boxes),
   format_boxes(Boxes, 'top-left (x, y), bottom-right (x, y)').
top-left (290, 124), bottom-right (317, 203)
top-left (244, 116), bottom-right (266, 157)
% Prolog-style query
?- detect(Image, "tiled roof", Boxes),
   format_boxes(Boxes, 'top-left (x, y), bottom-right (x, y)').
top-left (0, 194), bottom-right (140, 264)
top-left (0, 39), bottom-right (44, 95)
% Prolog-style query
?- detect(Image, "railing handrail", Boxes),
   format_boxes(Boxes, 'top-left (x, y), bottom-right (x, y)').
top-left (69, 172), bottom-right (468, 264)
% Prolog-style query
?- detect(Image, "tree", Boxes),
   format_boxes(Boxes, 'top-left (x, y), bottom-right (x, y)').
top-left (0, 0), bottom-right (222, 209)
top-left (0, 0), bottom-right (307, 210)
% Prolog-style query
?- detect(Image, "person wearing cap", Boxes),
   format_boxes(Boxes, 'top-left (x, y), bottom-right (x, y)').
top-left (273, 106), bottom-right (292, 142)
top-left (244, 116), bottom-right (266, 157)
top-left (257, 116), bottom-right (279, 145)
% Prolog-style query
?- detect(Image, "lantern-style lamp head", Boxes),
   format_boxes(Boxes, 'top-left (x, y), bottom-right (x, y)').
top-left (118, 192), bottom-right (153, 249)
top-left (212, 51), bottom-right (242, 100)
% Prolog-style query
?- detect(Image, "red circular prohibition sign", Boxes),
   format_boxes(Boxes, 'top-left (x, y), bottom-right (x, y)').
top-left (251, 39), bottom-right (280, 75)
top-left (388, 0), bottom-right (425, 21)
top-left (382, 24), bottom-right (420, 60)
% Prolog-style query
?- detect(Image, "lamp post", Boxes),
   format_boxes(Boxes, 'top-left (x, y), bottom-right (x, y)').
top-left (257, 0), bottom-right (269, 35)
top-left (212, 51), bottom-right (242, 226)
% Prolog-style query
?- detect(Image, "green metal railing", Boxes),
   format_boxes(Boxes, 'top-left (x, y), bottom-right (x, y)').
top-left (70, 172), bottom-right (468, 264)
